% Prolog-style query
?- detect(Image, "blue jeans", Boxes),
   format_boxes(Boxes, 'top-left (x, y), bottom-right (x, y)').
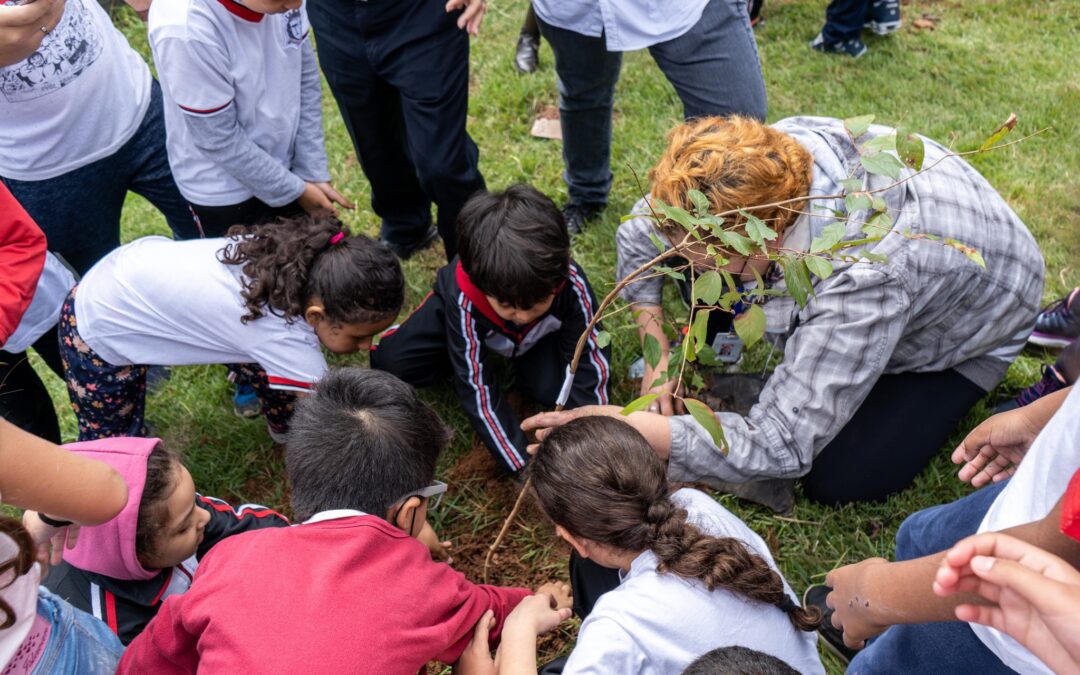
top-left (31, 587), bottom-right (123, 675)
top-left (1, 80), bottom-right (197, 274)
top-left (848, 481), bottom-right (1018, 674)
top-left (822, 0), bottom-right (870, 42)
top-left (536, 0), bottom-right (767, 206)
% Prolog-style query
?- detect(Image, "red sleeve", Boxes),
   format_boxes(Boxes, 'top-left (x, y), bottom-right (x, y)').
top-left (116, 592), bottom-right (200, 675)
top-left (431, 561), bottom-right (532, 665)
top-left (0, 184), bottom-right (47, 345)
top-left (1061, 468), bottom-right (1080, 542)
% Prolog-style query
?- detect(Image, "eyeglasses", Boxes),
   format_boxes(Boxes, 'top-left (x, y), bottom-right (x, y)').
top-left (390, 480), bottom-right (448, 512)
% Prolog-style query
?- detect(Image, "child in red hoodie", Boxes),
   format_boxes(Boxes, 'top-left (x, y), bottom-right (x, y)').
top-left (119, 367), bottom-right (570, 674)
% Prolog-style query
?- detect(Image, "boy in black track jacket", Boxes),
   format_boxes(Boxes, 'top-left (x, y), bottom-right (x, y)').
top-left (371, 185), bottom-right (611, 475)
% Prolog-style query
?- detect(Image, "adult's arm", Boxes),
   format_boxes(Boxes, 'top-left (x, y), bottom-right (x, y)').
top-left (667, 265), bottom-right (909, 484)
top-left (0, 419), bottom-right (127, 524)
top-left (0, 0), bottom-right (64, 67)
top-left (825, 495), bottom-right (1080, 648)
top-left (952, 386), bottom-right (1071, 487)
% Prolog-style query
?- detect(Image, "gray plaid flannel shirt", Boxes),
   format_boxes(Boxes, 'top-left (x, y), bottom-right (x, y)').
top-left (616, 116), bottom-right (1045, 484)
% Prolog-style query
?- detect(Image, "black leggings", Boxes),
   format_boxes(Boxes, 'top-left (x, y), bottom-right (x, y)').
top-left (803, 368), bottom-right (986, 505)
top-left (0, 327), bottom-right (65, 443)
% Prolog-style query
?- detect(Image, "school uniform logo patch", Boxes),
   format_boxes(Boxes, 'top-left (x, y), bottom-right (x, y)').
top-left (283, 9), bottom-right (304, 47)
top-left (0, 0), bottom-right (103, 103)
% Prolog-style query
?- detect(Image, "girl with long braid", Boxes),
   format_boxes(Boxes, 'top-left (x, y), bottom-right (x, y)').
top-left (485, 416), bottom-right (824, 674)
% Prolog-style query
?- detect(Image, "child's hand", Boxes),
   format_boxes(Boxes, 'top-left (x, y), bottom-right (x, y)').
top-left (824, 557), bottom-right (892, 650)
top-left (444, 0), bottom-right (485, 36)
top-left (453, 609), bottom-right (497, 675)
top-left (934, 532), bottom-right (1080, 675)
top-left (417, 520), bottom-right (453, 564)
top-left (313, 182), bottom-right (354, 210)
top-left (22, 510), bottom-right (80, 572)
top-left (299, 182), bottom-right (353, 217)
top-left (506, 592), bottom-right (573, 636)
top-left (951, 403), bottom-right (1042, 487)
top-left (535, 581), bottom-right (573, 610)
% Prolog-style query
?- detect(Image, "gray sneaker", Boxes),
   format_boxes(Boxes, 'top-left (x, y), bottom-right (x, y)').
top-left (864, 0), bottom-right (901, 35)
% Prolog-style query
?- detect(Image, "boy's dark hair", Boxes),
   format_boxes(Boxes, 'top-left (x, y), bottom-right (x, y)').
top-left (530, 417), bottom-right (822, 632)
top-left (285, 368), bottom-right (451, 522)
top-left (217, 216), bottom-right (404, 325)
top-left (456, 184), bottom-right (570, 308)
top-left (682, 646), bottom-right (799, 675)
top-left (135, 442), bottom-right (181, 566)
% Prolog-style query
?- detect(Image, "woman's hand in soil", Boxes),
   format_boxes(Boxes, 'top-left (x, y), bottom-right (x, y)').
top-left (509, 591), bottom-right (573, 635)
top-left (825, 558), bottom-right (893, 649)
top-left (417, 520), bottom-right (453, 564)
top-left (934, 532), bottom-right (1080, 675)
top-left (453, 609), bottom-right (497, 675)
top-left (535, 581), bottom-right (573, 610)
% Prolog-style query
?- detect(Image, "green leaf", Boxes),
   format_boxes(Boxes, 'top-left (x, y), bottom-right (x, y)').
top-left (860, 152), bottom-right (905, 180)
top-left (733, 304), bottom-right (766, 348)
top-left (661, 322), bottom-right (680, 342)
top-left (896, 128), bottom-right (925, 170)
top-left (804, 255), bottom-right (834, 280)
top-left (648, 230), bottom-right (668, 253)
top-left (944, 238), bottom-right (987, 268)
top-left (780, 258), bottom-right (813, 307)
top-left (621, 394), bottom-right (660, 416)
top-left (643, 333), bottom-right (662, 370)
top-left (652, 265), bottom-right (686, 281)
top-left (740, 210), bottom-right (778, 249)
top-left (870, 194), bottom-right (887, 211)
top-left (810, 222), bottom-right (847, 253)
top-left (688, 189), bottom-right (711, 217)
top-left (694, 271), bottom-right (724, 305)
top-left (844, 192), bottom-right (873, 213)
top-left (719, 231), bottom-right (753, 256)
top-left (659, 204), bottom-right (695, 231)
top-left (696, 343), bottom-right (722, 367)
top-left (861, 251), bottom-right (889, 264)
top-left (595, 330), bottom-right (611, 349)
top-left (690, 372), bottom-right (705, 391)
top-left (683, 398), bottom-right (728, 454)
top-left (861, 132), bottom-right (897, 153)
top-left (840, 178), bottom-right (863, 193)
top-left (862, 211), bottom-right (893, 236)
top-left (978, 113), bottom-right (1017, 152)
top-left (689, 309), bottom-right (711, 355)
top-left (719, 291), bottom-right (742, 312)
top-left (844, 114), bottom-right (875, 139)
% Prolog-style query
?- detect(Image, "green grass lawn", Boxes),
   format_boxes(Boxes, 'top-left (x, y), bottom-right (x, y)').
top-left (35, 0), bottom-right (1080, 671)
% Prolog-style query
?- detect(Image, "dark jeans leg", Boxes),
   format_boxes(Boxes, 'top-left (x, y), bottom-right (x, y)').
top-left (369, 292), bottom-right (452, 388)
top-left (189, 198), bottom-right (304, 238)
top-left (536, 17), bottom-right (621, 207)
top-left (848, 481), bottom-right (1015, 675)
top-left (381, 0), bottom-right (485, 261)
top-left (647, 0), bottom-right (767, 121)
top-left (0, 349), bottom-right (60, 443)
top-left (803, 370), bottom-right (987, 505)
top-left (126, 81), bottom-right (202, 241)
top-left (821, 0), bottom-right (871, 42)
top-left (521, 4), bottom-right (539, 38)
top-left (308, 0), bottom-right (433, 251)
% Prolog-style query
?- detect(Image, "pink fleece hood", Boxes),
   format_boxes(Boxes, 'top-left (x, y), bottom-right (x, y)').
top-left (62, 437), bottom-right (161, 581)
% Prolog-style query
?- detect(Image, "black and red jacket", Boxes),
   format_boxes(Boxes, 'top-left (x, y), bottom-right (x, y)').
top-left (44, 495), bottom-right (288, 645)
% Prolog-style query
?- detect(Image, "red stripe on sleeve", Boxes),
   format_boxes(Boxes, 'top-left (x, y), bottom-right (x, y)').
top-left (105, 590), bottom-right (119, 634)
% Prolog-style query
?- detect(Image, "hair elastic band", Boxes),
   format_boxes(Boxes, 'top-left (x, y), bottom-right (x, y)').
top-left (777, 595), bottom-right (798, 614)
top-left (329, 232), bottom-right (346, 246)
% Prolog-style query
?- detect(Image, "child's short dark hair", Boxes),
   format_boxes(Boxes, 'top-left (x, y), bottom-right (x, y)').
top-left (135, 442), bottom-right (181, 566)
top-left (218, 216), bottom-right (404, 326)
top-left (682, 646), bottom-right (799, 675)
top-left (285, 368), bottom-right (451, 522)
top-left (456, 184), bottom-right (570, 309)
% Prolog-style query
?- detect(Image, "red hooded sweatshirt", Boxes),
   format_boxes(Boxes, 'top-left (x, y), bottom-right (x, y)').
top-left (118, 512), bottom-right (531, 674)
top-left (0, 184), bottom-right (46, 345)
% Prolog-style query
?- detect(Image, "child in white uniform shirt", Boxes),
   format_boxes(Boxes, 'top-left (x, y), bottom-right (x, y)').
top-left (58, 217), bottom-right (403, 442)
top-left (491, 416), bottom-right (824, 675)
top-left (149, 0), bottom-right (350, 236)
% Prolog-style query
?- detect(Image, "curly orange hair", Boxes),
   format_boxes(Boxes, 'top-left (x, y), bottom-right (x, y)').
top-left (649, 116), bottom-right (813, 238)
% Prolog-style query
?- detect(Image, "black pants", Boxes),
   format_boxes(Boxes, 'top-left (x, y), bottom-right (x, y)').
top-left (307, 0), bottom-right (485, 260)
top-left (189, 198), bottom-right (303, 238)
top-left (802, 369), bottom-right (986, 505)
top-left (0, 327), bottom-right (65, 443)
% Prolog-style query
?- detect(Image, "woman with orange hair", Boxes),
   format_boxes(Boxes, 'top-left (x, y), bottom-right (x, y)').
top-left (525, 115), bottom-right (1045, 507)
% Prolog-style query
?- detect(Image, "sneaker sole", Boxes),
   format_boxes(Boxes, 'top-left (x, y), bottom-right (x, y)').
top-left (864, 20), bottom-right (901, 35)
top-left (1028, 333), bottom-right (1074, 349)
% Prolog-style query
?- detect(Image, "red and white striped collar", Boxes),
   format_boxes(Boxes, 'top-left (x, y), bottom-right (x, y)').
top-left (215, 0), bottom-right (263, 22)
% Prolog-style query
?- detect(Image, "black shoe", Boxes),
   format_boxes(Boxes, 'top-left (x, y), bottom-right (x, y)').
top-left (514, 32), bottom-right (539, 73)
top-left (803, 585), bottom-right (858, 664)
top-left (562, 202), bottom-right (604, 235)
top-left (381, 226), bottom-right (439, 260)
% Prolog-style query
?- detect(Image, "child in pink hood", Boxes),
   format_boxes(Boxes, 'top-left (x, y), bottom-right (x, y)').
top-left (41, 436), bottom-right (288, 644)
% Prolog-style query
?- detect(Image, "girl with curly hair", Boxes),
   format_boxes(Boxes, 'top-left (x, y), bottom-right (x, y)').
top-left (58, 216), bottom-right (404, 442)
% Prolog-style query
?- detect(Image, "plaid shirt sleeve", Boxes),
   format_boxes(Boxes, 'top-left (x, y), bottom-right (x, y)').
top-left (616, 198), bottom-right (669, 308)
top-left (668, 263), bottom-right (912, 483)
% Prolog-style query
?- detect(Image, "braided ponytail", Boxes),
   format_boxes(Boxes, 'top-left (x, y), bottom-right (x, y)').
top-left (217, 215), bottom-right (404, 326)
top-left (531, 416), bottom-right (820, 632)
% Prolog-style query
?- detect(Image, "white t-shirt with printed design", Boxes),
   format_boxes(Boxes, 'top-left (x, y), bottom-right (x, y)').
top-left (0, 0), bottom-right (151, 181)
top-left (74, 236), bottom-right (326, 392)
top-left (148, 0), bottom-right (311, 206)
